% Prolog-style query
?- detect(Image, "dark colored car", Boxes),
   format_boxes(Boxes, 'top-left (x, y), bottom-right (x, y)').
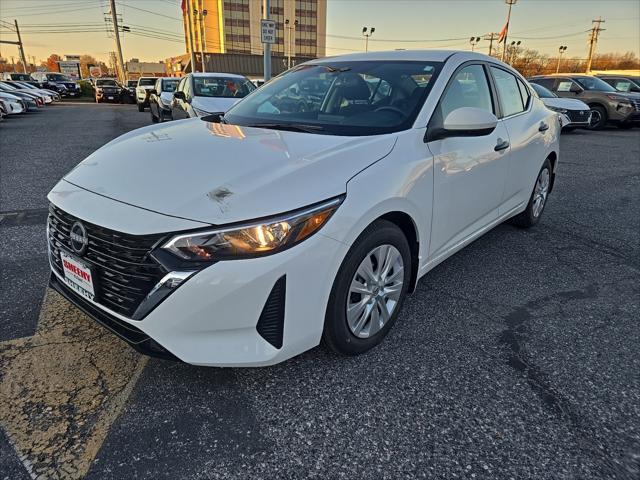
top-left (596, 75), bottom-right (640, 94)
top-left (529, 74), bottom-right (640, 129)
top-left (31, 72), bottom-right (82, 97)
top-left (148, 77), bottom-right (179, 123)
top-left (94, 78), bottom-right (123, 103)
top-left (121, 80), bottom-right (137, 104)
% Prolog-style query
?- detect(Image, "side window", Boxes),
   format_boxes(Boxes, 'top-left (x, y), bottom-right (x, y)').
top-left (440, 64), bottom-right (493, 119)
top-left (490, 67), bottom-right (524, 117)
top-left (516, 78), bottom-right (531, 110)
top-left (532, 78), bottom-right (555, 90)
top-left (554, 78), bottom-right (574, 92)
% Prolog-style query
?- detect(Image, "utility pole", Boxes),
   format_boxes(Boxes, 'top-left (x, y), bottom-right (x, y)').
top-left (109, 0), bottom-right (126, 81)
top-left (263, 0), bottom-right (272, 81)
top-left (556, 45), bottom-right (567, 74)
top-left (586, 17), bottom-right (605, 73)
top-left (0, 21), bottom-right (28, 74)
top-left (14, 21), bottom-right (28, 74)
top-left (501, 0), bottom-right (517, 62)
top-left (484, 33), bottom-right (499, 57)
top-left (362, 26), bottom-right (375, 52)
top-left (184, 0), bottom-right (197, 73)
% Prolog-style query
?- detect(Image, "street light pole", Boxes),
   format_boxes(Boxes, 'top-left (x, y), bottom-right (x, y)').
top-left (362, 26), bottom-right (375, 52)
top-left (501, 0), bottom-right (517, 62)
top-left (285, 19), bottom-right (298, 69)
top-left (469, 36), bottom-right (481, 52)
top-left (263, 0), bottom-right (271, 81)
top-left (556, 45), bottom-right (567, 74)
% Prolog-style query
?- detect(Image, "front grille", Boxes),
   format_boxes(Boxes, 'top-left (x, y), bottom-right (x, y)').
top-left (48, 205), bottom-right (167, 318)
top-left (567, 110), bottom-right (590, 122)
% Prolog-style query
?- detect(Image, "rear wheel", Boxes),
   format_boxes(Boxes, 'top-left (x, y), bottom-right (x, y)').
top-left (587, 105), bottom-right (607, 130)
top-left (511, 158), bottom-right (552, 228)
top-left (322, 220), bottom-right (411, 356)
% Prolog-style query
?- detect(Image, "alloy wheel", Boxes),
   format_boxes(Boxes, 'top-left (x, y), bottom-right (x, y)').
top-left (346, 244), bottom-right (404, 338)
top-left (532, 167), bottom-right (550, 218)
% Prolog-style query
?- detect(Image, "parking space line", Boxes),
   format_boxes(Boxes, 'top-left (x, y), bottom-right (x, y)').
top-left (0, 288), bottom-right (147, 479)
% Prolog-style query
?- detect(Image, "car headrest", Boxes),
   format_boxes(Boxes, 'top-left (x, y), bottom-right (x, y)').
top-left (337, 74), bottom-right (371, 101)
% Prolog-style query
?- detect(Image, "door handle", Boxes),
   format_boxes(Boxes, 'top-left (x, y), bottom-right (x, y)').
top-left (494, 138), bottom-right (510, 151)
top-left (539, 122), bottom-right (549, 132)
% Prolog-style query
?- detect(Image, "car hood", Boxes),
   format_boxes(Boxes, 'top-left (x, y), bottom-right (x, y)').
top-left (191, 96), bottom-right (239, 114)
top-left (62, 118), bottom-right (397, 225)
top-left (0, 92), bottom-right (21, 101)
top-left (541, 97), bottom-right (589, 110)
top-left (159, 91), bottom-right (174, 104)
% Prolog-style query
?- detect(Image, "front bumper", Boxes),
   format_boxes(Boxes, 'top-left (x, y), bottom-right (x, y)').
top-left (96, 91), bottom-right (120, 102)
top-left (47, 190), bottom-right (348, 366)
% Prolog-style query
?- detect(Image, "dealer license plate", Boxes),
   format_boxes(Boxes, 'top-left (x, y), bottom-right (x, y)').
top-left (60, 251), bottom-right (95, 301)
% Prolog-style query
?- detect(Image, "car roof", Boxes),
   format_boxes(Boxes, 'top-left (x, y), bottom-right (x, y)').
top-left (190, 72), bottom-right (246, 78)
top-left (530, 74), bottom-right (590, 78)
top-left (307, 49), bottom-right (466, 63)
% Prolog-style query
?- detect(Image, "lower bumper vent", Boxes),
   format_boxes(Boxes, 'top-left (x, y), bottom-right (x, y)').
top-left (256, 276), bottom-right (286, 349)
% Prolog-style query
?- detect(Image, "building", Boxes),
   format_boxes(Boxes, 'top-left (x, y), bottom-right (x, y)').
top-left (125, 59), bottom-right (167, 79)
top-left (182, 0), bottom-right (326, 60)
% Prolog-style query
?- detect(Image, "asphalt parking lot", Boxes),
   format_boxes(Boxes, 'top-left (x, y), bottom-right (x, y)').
top-left (0, 103), bottom-right (639, 480)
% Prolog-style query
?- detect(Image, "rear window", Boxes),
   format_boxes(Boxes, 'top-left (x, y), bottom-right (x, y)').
top-left (138, 78), bottom-right (156, 86)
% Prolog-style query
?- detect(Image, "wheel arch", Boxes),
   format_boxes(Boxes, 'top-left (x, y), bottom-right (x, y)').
top-left (547, 151), bottom-right (558, 193)
top-left (377, 211), bottom-right (420, 294)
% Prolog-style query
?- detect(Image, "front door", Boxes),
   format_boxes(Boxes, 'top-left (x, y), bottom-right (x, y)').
top-left (426, 63), bottom-right (510, 259)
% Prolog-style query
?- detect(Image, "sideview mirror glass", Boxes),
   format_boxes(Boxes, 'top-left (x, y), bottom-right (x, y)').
top-left (440, 107), bottom-right (498, 138)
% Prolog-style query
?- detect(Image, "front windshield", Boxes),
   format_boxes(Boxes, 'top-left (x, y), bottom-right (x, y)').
top-left (96, 80), bottom-right (118, 87)
top-left (224, 60), bottom-right (443, 136)
top-left (530, 82), bottom-right (556, 98)
top-left (193, 76), bottom-right (255, 98)
top-left (574, 76), bottom-right (617, 92)
top-left (162, 79), bottom-right (179, 92)
top-left (47, 74), bottom-right (72, 82)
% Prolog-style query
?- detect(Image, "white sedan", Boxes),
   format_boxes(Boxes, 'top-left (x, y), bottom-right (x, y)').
top-left (529, 81), bottom-right (591, 130)
top-left (47, 50), bottom-right (559, 366)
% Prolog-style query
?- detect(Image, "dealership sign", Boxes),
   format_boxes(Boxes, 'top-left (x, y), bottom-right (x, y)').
top-left (88, 65), bottom-right (101, 78)
top-left (58, 61), bottom-right (81, 79)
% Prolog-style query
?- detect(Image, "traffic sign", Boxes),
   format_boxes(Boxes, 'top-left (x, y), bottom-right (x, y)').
top-left (261, 19), bottom-right (276, 44)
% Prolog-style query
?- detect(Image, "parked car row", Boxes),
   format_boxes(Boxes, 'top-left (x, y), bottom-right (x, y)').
top-left (0, 76), bottom-right (63, 121)
top-left (528, 73), bottom-right (640, 130)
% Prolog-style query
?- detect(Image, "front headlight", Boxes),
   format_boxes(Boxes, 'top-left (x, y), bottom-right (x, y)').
top-left (162, 196), bottom-right (343, 262)
top-left (547, 105), bottom-right (568, 114)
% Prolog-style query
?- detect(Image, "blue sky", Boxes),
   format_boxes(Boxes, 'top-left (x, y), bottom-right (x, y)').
top-left (0, 0), bottom-right (638, 63)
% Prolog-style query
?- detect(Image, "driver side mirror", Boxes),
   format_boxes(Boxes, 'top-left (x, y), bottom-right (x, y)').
top-left (149, 89), bottom-right (157, 96)
top-left (173, 91), bottom-right (186, 101)
top-left (428, 107), bottom-right (498, 141)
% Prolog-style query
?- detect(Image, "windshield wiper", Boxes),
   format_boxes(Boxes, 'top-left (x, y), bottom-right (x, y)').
top-left (245, 123), bottom-right (325, 133)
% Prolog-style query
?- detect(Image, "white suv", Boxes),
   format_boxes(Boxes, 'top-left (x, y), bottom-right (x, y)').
top-left (135, 77), bottom-right (156, 111)
top-left (47, 50), bottom-right (559, 366)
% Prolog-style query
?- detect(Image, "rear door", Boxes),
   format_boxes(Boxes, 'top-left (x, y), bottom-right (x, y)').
top-left (490, 66), bottom-right (551, 213)
top-left (426, 62), bottom-right (510, 259)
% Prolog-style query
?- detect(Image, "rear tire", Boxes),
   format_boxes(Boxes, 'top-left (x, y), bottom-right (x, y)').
top-left (587, 105), bottom-right (607, 130)
top-left (511, 158), bottom-right (552, 228)
top-left (322, 220), bottom-right (411, 356)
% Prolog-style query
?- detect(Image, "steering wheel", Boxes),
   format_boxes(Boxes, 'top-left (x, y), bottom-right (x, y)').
top-left (374, 106), bottom-right (406, 117)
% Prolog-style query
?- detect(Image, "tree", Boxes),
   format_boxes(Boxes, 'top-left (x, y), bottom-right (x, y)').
top-left (45, 54), bottom-right (62, 72)
top-left (79, 54), bottom-right (99, 78)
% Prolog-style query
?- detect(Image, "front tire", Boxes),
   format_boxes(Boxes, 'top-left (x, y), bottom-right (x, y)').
top-left (511, 158), bottom-right (552, 228)
top-left (137, 102), bottom-right (144, 112)
top-left (587, 105), bottom-right (607, 130)
top-left (322, 220), bottom-right (411, 356)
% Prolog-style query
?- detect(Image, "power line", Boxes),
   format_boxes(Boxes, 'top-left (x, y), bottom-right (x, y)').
top-left (116, 2), bottom-right (182, 22)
